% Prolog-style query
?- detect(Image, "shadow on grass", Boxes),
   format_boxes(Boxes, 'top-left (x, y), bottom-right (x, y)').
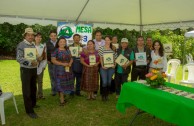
top-left (3, 88), bottom-right (175, 126)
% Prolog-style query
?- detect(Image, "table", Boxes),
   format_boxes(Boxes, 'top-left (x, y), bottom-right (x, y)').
top-left (116, 82), bottom-right (194, 126)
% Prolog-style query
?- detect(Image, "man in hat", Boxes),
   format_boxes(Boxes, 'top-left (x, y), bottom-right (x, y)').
top-left (16, 28), bottom-right (39, 118)
top-left (115, 38), bottom-right (134, 98)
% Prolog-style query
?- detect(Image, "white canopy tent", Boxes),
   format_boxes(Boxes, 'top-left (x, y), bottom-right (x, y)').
top-left (0, 0), bottom-right (194, 31)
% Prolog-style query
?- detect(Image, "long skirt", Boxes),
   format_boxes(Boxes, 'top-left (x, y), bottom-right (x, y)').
top-left (81, 66), bottom-right (99, 92)
top-left (54, 65), bottom-right (74, 94)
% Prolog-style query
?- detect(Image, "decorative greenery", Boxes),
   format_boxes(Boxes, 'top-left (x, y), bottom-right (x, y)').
top-left (145, 69), bottom-right (166, 87)
top-left (0, 22), bottom-right (194, 63)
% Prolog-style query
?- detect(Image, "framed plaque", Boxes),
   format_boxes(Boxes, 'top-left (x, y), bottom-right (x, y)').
top-left (69, 47), bottom-right (79, 57)
top-left (135, 52), bottom-right (147, 66)
top-left (89, 55), bottom-right (96, 65)
top-left (24, 48), bottom-right (36, 60)
top-left (103, 53), bottom-right (114, 67)
top-left (115, 54), bottom-right (129, 66)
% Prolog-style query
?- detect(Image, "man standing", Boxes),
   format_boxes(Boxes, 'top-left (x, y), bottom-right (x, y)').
top-left (146, 37), bottom-right (153, 50)
top-left (93, 30), bottom-right (105, 96)
top-left (69, 34), bottom-right (84, 96)
top-left (46, 30), bottom-right (57, 96)
top-left (16, 28), bottom-right (39, 118)
top-left (131, 36), bottom-right (151, 81)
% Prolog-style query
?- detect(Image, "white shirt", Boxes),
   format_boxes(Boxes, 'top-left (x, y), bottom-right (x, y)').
top-left (93, 39), bottom-right (105, 50)
top-left (35, 43), bottom-right (47, 75)
top-left (149, 50), bottom-right (167, 72)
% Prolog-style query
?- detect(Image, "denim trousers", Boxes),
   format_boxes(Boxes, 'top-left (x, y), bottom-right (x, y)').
top-left (100, 67), bottom-right (115, 87)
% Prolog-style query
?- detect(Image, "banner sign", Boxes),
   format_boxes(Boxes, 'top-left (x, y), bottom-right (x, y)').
top-left (57, 22), bottom-right (93, 45)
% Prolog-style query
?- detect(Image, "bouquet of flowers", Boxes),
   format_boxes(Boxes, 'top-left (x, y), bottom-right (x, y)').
top-left (145, 69), bottom-right (166, 87)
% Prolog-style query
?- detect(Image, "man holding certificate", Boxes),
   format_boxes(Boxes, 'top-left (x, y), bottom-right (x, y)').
top-left (16, 28), bottom-right (38, 118)
top-left (69, 34), bottom-right (84, 96)
top-left (115, 38), bottom-right (134, 99)
top-left (99, 36), bottom-right (117, 101)
top-left (131, 36), bottom-right (151, 81)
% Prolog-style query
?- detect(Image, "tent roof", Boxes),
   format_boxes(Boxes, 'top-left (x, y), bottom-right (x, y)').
top-left (0, 0), bottom-right (194, 30)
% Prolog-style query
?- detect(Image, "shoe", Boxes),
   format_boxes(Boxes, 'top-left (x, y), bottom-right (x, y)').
top-left (51, 93), bottom-right (56, 96)
top-left (33, 105), bottom-right (40, 108)
top-left (76, 92), bottom-right (82, 96)
top-left (59, 102), bottom-right (66, 106)
top-left (27, 113), bottom-right (38, 119)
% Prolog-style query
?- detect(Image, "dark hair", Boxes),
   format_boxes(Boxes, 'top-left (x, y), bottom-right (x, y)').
top-left (55, 36), bottom-right (67, 49)
top-left (35, 32), bottom-right (42, 37)
top-left (94, 30), bottom-right (102, 35)
top-left (152, 40), bottom-right (164, 57)
top-left (49, 30), bottom-right (57, 35)
top-left (87, 40), bottom-right (95, 45)
top-left (112, 36), bottom-right (118, 39)
top-left (137, 36), bottom-right (144, 40)
top-left (146, 36), bottom-right (152, 40)
top-left (73, 34), bottom-right (81, 38)
top-left (104, 35), bottom-right (116, 52)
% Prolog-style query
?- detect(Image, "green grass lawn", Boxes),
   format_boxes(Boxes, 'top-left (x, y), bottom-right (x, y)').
top-left (0, 60), bottom-right (182, 126)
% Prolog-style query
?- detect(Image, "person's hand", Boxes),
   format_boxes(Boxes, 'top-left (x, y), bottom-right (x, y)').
top-left (31, 60), bottom-right (38, 66)
top-left (122, 63), bottom-right (128, 69)
top-left (68, 63), bottom-right (72, 67)
top-left (37, 56), bottom-right (43, 62)
top-left (63, 63), bottom-right (69, 67)
top-left (102, 66), bottom-right (108, 69)
top-left (112, 65), bottom-right (116, 69)
top-left (94, 63), bottom-right (99, 67)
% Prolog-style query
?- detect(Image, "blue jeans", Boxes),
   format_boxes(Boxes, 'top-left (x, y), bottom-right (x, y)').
top-left (48, 63), bottom-right (56, 94)
top-left (100, 67), bottom-right (115, 87)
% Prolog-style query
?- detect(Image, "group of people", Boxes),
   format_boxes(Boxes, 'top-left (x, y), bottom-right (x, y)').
top-left (16, 27), bottom-right (167, 118)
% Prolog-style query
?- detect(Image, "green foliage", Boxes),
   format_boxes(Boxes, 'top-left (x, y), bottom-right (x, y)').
top-left (0, 22), bottom-right (194, 62)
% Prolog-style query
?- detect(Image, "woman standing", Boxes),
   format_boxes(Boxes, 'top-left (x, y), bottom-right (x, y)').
top-left (51, 37), bottom-right (74, 106)
top-left (99, 36), bottom-right (117, 101)
top-left (80, 40), bottom-right (100, 100)
top-left (149, 40), bottom-right (167, 73)
top-left (35, 32), bottom-right (47, 99)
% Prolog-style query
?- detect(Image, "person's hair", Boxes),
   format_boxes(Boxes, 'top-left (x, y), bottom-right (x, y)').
top-left (105, 35), bottom-right (116, 52)
top-left (55, 36), bottom-right (67, 49)
top-left (152, 40), bottom-right (164, 57)
top-left (73, 34), bottom-right (81, 38)
top-left (87, 40), bottom-right (95, 45)
top-left (112, 36), bottom-right (118, 39)
top-left (49, 30), bottom-right (57, 35)
top-left (35, 32), bottom-right (42, 37)
top-left (146, 36), bottom-right (152, 40)
top-left (137, 36), bottom-right (144, 40)
top-left (94, 30), bottom-right (102, 35)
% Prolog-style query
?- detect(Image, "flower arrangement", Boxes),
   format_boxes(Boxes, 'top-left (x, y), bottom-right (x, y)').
top-left (145, 69), bottom-right (166, 87)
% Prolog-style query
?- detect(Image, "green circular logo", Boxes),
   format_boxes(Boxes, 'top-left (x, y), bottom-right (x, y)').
top-left (58, 26), bottom-right (74, 39)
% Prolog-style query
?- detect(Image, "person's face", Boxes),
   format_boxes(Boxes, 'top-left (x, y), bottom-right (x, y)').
top-left (95, 32), bottom-right (102, 41)
top-left (87, 41), bottom-right (94, 50)
top-left (154, 42), bottom-right (160, 50)
top-left (105, 37), bottom-right (111, 45)
top-left (146, 38), bottom-right (152, 46)
top-left (112, 37), bottom-right (118, 43)
top-left (35, 35), bottom-right (42, 44)
top-left (58, 39), bottom-right (66, 48)
top-left (73, 36), bottom-right (80, 43)
top-left (25, 33), bottom-right (34, 42)
top-left (137, 37), bottom-right (144, 46)
top-left (49, 33), bottom-right (57, 42)
top-left (121, 42), bottom-right (128, 49)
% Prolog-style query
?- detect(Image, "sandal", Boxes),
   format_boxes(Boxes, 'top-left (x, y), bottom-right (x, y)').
top-left (59, 102), bottom-right (65, 106)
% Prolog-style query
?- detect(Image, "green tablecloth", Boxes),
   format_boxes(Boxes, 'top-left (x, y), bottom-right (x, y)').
top-left (116, 82), bottom-right (194, 126)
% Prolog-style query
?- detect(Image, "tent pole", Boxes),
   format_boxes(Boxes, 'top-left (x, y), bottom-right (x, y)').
top-left (139, 0), bottom-right (143, 35)
top-left (75, 0), bottom-right (90, 24)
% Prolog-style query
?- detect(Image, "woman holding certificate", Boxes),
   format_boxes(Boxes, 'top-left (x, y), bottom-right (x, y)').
top-left (80, 40), bottom-right (100, 100)
top-left (51, 37), bottom-right (74, 106)
top-left (99, 36), bottom-right (117, 101)
top-left (149, 40), bottom-right (167, 73)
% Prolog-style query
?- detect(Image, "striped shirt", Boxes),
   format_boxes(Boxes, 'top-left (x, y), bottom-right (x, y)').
top-left (98, 46), bottom-right (117, 59)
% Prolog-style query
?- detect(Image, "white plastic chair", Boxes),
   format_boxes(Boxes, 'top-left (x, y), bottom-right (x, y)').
top-left (165, 59), bottom-right (181, 83)
top-left (180, 63), bottom-right (194, 87)
top-left (188, 53), bottom-right (193, 62)
top-left (0, 88), bottom-right (19, 125)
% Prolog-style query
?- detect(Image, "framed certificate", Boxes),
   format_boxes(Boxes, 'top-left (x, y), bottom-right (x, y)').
top-left (24, 48), bottom-right (36, 60)
top-left (135, 52), bottom-right (147, 66)
top-left (69, 47), bottom-right (79, 57)
top-left (103, 53), bottom-right (114, 67)
top-left (115, 54), bottom-right (129, 66)
top-left (112, 43), bottom-right (119, 49)
top-left (89, 55), bottom-right (96, 65)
